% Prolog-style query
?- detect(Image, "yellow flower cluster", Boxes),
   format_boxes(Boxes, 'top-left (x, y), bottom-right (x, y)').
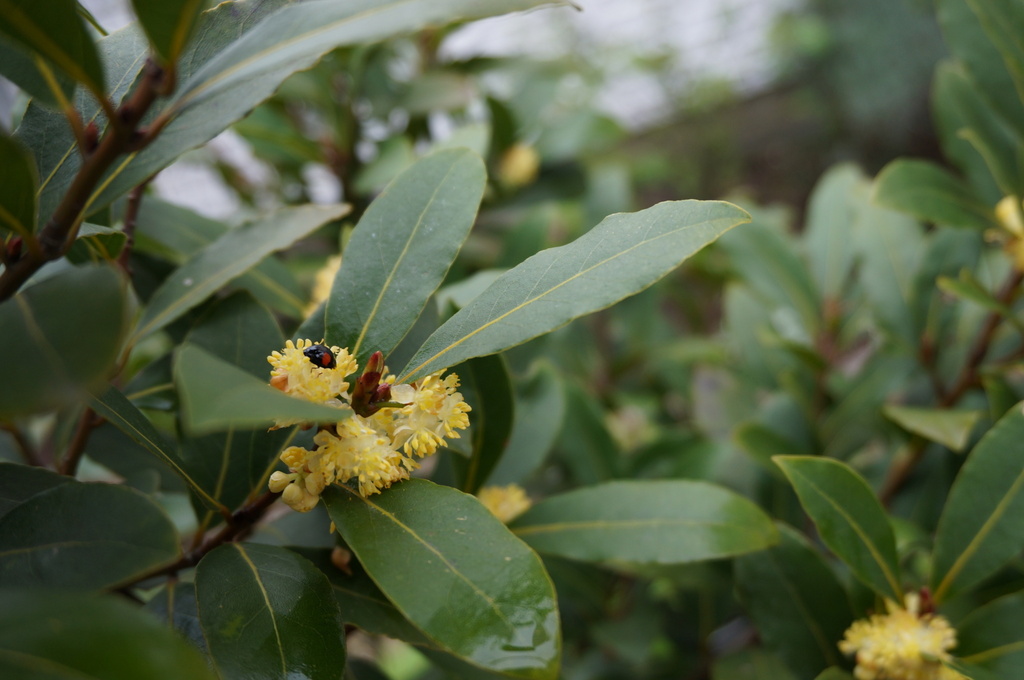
top-left (839, 594), bottom-right (963, 680)
top-left (266, 339), bottom-right (471, 511)
top-left (477, 484), bottom-right (532, 524)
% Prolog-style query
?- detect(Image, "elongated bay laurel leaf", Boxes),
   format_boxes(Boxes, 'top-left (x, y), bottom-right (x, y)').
top-left (511, 480), bottom-right (777, 565)
top-left (399, 200), bottom-right (750, 381)
top-left (86, 0), bottom-right (564, 212)
top-left (775, 456), bottom-right (902, 600)
top-left (932, 402), bottom-right (1024, 602)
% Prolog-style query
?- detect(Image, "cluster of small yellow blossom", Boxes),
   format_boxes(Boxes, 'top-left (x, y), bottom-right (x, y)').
top-left (266, 339), bottom-right (471, 511)
top-left (839, 593), bottom-right (963, 680)
top-left (477, 484), bottom-right (532, 524)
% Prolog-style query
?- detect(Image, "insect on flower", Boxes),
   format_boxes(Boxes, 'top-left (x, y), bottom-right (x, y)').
top-left (303, 343), bottom-right (337, 369)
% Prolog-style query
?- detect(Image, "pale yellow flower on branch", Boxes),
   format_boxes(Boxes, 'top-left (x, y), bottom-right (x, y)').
top-left (477, 484), bottom-right (532, 524)
top-left (839, 593), bottom-right (964, 680)
top-left (267, 340), bottom-right (471, 510)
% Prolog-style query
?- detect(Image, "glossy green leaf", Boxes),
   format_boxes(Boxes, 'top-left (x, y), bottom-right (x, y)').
top-left (324, 148), bottom-right (486, 364)
top-left (486, 362), bottom-right (565, 486)
top-left (0, 462), bottom-right (72, 520)
top-left (0, 590), bottom-right (217, 680)
top-left (66, 223), bottom-right (128, 263)
top-left (133, 198), bottom-right (306, 317)
top-left (512, 480), bottom-right (778, 565)
top-left (932, 402), bottom-right (1024, 602)
top-left (87, 0), bottom-right (560, 213)
top-left (131, 0), bottom-right (207, 64)
top-left (452, 354), bottom-right (515, 494)
top-left (873, 159), bottom-right (996, 230)
top-left (960, 0), bottom-right (1024, 105)
top-left (804, 163), bottom-right (866, 301)
top-left (774, 456), bottom-right (902, 600)
top-left (145, 581), bottom-right (208, 655)
top-left (135, 203), bottom-right (347, 340)
top-left (90, 383), bottom-right (221, 509)
top-left (0, 36), bottom-right (75, 109)
top-left (0, 131), bottom-right (37, 237)
top-left (323, 479), bottom-right (560, 679)
top-left (735, 523), bottom-right (853, 679)
top-left (956, 590), bottom-right (1024, 676)
top-left (0, 0), bottom-right (104, 98)
top-left (180, 294), bottom-right (292, 521)
top-left (400, 200), bottom-right (750, 381)
top-left (196, 543), bottom-right (345, 680)
top-left (175, 344), bottom-right (351, 434)
top-left (882, 405), bottom-right (983, 452)
top-left (0, 264), bottom-right (130, 418)
top-left (293, 547), bottom-right (434, 647)
top-left (0, 481), bottom-right (180, 589)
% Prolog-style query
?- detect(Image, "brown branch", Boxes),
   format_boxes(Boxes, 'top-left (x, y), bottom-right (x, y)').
top-left (880, 268), bottom-right (1024, 505)
top-left (117, 179), bottom-right (151, 273)
top-left (59, 407), bottom-right (102, 476)
top-left (0, 60), bottom-right (166, 301)
top-left (1, 423), bottom-right (42, 467)
top-left (129, 491), bottom-right (281, 585)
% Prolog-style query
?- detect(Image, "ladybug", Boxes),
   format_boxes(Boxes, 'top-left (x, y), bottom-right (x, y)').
top-left (303, 344), bottom-right (337, 369)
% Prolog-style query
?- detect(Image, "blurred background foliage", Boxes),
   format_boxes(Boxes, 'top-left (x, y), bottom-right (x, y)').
top-left (6, 0), bottom-right (1018, 679)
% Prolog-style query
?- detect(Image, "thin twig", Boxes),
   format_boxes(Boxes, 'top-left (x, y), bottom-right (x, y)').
top-left (129, 491), bottom-right (281, 585)
top-left (59, 407), bottom-right (102, 476)
top-left (1, 423), bottom-right (42, 467)
top-left (117, 179), bottom-right (152, 273)
top-left (0, 60), bottom-right (166, 301)
top-left (880, 268), bottom-right (1024, 505)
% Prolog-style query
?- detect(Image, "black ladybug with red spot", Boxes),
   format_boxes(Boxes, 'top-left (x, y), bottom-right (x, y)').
top-left (303, 344), bottom-right (336, 369)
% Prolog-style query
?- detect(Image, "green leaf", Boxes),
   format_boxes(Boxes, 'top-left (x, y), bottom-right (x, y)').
top-left (956, 590), bottom-right (1024, 676)
top-left (0, 0), bottom-right (104, 99)
top-left (0, 462), bottom-right (72, 520)
top-left (0, 264), bottom-right (131, 418)
top-left (0, 481), bottom-right (181, 589)
top-left (511, 480), bottom-right (778, 566)
top-left (873, 159), bottom-right (996, 230)
top-left (555, 383), bottom-right (622, 485)
top-left (937, 269), bottom-right (1017, 318)
top-left (131, 0), bottom-right (207, 64)
top-left (486, 362), bottom-right (565, 486)
top-left (0, 36), bottom-right (75, 109)
top-left (66, 223), bottom-right (128, 263)
top-left (400, 200), bottom-right (750, 381)
top-left (146, 581), bottom-right (209, 655)
top-left (180, 294), bottom-right (292, 521)
top-left (882, 404), bottom-right (983, 452)
top-left (718, 216), bottom-right (820, 336)
top-left (774, 456), bottom-right (902, 600)
top-left (734, 422), bottom-right (804, 476)
top-left (195, 543), bottom-right (346, 680)
top-left (133, 198), bottom-right (306, 317)
top-left (325, 148), bottom-right (486, 364)
top-left (175, 344), bottom-right (351, 434)
top-left (960, 0), bottom-right (1024, 107)
top-left (293, 547), bottom-right (434, 647)
top-left (0, 131), bottom-right (37, 237)
top-left (0, 590), bottom-right (217, 680)
top-left (90, 383), bottom-right (222, 509)
top-left (813, 670), bottom-right (855, 680)
top-left (735, 523), bottom-right (853, 679)
top-left (852, 199), bottom-right (926, 348)
top-left (932, 402), bottom-right (1024, 602)
top-left (452, 355), bottom-right (515, 494)
top-left (323, 479), bottom-right (560, 680)
top-left (803, 163), bottom-right (867, 301)
top-left (135, 203), bottom-right (347, 340)
top-left (88, 0), bottom-right (560, 213)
